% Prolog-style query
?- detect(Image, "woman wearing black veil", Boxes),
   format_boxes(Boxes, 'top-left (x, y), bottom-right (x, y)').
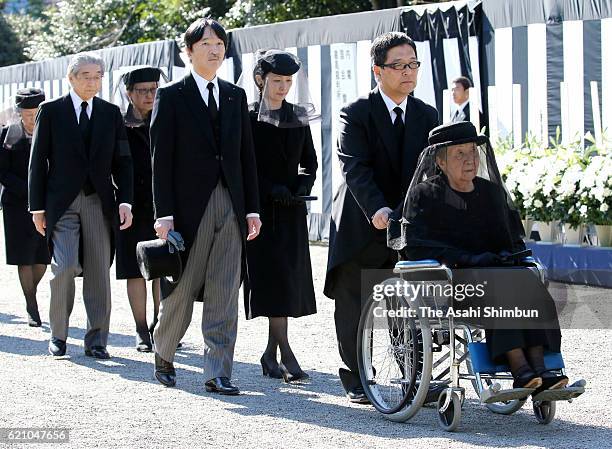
top-left (399, 121), bottom-right (569, 394)
top-left (242, 50), bottom-right (318, 382)
top-left (0, 88), bottom-right (51, 326)
top-left (114, 67), bottom-right (166, 352)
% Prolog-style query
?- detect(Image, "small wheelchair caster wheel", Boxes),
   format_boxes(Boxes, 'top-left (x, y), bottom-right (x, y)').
top-left (533, 400), bottom-right (556, 424)
top-left (437, 390), bottom-right (462, 432)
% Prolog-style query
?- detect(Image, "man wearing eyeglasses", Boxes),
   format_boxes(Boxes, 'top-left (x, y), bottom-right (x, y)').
top-left (29, 52), bottom-right (134, 359)
top-left (324, 32), bottom-right (439, 404)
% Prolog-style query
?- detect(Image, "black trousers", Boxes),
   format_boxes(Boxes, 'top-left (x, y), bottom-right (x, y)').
top-left (332, 239), bottom-right (397, 393)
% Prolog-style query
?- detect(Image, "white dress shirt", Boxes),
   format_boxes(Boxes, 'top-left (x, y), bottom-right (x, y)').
top-left (157, 70), bottom-right (259, 222)
top-left (69, 89), bottom-right (93, 122)
top-left (32, 90), bottom-right (131, 213)
top-left (379, 87), bottom-right (407, 124)
top-left (452, 100), bottom-right (469, 122)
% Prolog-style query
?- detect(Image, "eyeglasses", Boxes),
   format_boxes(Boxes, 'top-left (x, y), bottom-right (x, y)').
top-left (380, 61), bottom-right (421, 71)
top-left (132, 87), bottom-right (157, 96)
top-left (77, 75), bottom-right (103, 82)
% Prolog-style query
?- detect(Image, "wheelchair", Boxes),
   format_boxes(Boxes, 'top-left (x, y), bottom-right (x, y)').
top-left (356, 257), bottom-right (586, 432)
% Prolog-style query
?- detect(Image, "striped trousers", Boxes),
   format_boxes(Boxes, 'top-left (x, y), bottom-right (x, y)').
top-left (49, 191), bottom-right (111, 349)
top-left (153, 182), bottom-right (242, 380)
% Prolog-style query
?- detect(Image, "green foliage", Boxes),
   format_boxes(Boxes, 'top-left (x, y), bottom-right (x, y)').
top-left (2, 0), bottom-right (449, 64)
top-left (0, 12), bottom-right (26, 66)
top-left (224, 0), bottom-right (371, 29)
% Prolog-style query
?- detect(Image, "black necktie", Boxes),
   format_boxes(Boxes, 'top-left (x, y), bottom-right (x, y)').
top-left (79, 101), bottom-right (90, 137)
top-left (393, 106), bottom-right (405, 169)
top-left (393, 106), bottom-right (404, 143)
top-left (207, 82), bottom-right (218, 122)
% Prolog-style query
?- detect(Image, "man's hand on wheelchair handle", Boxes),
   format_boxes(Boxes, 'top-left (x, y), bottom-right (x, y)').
top-left (372, 207), bottom-right (393, 230)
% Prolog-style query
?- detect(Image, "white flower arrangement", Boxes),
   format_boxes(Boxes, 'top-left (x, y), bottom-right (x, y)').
top-left (496, 133), bottom-right (611, 226)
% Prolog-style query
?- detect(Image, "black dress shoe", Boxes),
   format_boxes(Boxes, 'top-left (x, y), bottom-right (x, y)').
top-left (48, 338), bottom-right (66, 356)
top-left (205, 377), bottom-right (240, 395)
top-left (154, 353), bottom-right (176, 387)
top-left (346, 386), bottom-right (370, 404)
top-left (85, 346), bottom-right (111, 359)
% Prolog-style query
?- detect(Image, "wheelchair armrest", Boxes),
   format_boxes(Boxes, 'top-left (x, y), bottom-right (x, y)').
top-left (394, 259), bottom-right (441, 273)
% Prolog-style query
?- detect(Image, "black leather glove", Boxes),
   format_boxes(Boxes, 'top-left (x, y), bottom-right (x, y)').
top-left (269, 185), bottom-right (293, 206)
top-left (464, 252), bottom-right (502, 267)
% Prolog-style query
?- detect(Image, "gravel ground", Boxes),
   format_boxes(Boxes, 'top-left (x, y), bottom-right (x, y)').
top-left (0, 229), bottom-right (610, 448)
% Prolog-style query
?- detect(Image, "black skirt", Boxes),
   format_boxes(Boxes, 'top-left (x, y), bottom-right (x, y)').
top-left (115, 213), bottom-right (156, 280)
top-left (2, 204), bottom-right (50, 266)
top-left (453, 268), bottom-right (562, 364)
top-left (244, 202), bottom-right (316, 319)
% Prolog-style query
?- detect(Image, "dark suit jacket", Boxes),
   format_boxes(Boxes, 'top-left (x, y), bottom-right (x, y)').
top-left (324, 87), bottom-right (438, 298)
top-left (28, 94), bottom-right (134, 248)
top-left (0, 127), bottom-right (30, 207)
top-left (150, 73), bottom-right (259, 262)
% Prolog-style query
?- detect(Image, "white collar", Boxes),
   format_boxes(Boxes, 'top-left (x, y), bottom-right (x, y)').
top-left (191, 69), bottom-right (219, 92)
top-left (69, 89), bottom-right (93, 111)
top-left (456, 100), bottom-right (469, 111)
top-left (379, 86), bottom-right (407, 118)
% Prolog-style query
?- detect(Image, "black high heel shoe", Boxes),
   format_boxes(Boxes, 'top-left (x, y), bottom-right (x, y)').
top-left (279, 363), bottom-right (310, 383)
top-left (260, 355), bottom-right (283, 379)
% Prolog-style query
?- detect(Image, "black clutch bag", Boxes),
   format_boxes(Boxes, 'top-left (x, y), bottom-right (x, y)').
top-left (136, 230), bottom-right (185, 285)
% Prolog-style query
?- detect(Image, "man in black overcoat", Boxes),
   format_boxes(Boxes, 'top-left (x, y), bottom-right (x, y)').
top-left (324, 32), bottom-right (439, 403)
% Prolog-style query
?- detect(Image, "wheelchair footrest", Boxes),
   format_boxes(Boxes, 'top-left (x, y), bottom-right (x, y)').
top-left (532, 385), bottom-right (585, 402)
top-left (481, 385), bottom-right (534, 404)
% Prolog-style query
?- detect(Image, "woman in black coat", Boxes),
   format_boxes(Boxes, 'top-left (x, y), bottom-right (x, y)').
top-left (244, 50), bottom-right (318, 382)
top-left (114, 67), bottom-right (163, 352)
top-left (401, 122), bottom-right (569, 394)
top-left (0, 88), bottom-right (50, 326)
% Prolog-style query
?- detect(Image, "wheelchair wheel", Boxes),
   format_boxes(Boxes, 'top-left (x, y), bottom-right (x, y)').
top-left (533, 400), bottom-right (556, 424)
top-left (357, 280), bottom-right (433, 422)
top-left (437, 389), bottom-right (462, 432)
top-left (464, 330), bottom-right (526, 415)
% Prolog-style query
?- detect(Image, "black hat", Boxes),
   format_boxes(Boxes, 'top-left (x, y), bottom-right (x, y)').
top-left (122, 67), bottom-right (162, 88)
top-left (258, 50), bottom-right (301, 76)
top-left (136, 238), bottom-right (182, 284)
top-left (427, 121), bottom-right (487, 150)
top-left (15, 87), bottom-right (45, 109)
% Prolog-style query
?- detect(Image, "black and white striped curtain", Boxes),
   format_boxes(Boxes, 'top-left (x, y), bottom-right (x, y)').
top-left (482, 0), bottom-right (612, 145)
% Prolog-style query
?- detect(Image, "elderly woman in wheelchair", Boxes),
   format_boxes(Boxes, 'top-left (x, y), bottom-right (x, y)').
top-left (356, 122), bottom-right (585, 431)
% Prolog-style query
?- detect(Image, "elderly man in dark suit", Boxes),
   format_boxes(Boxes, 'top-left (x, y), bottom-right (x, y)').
top-left (29, 52), bottom-right (133, 359)
top-left (324, 32), bottom-right (439, 403)
top-left (151, 18), bottom-right (261, 395)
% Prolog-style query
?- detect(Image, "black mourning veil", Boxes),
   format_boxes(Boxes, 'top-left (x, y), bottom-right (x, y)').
top-left (389, 122), bottom-right (525, 262)
top-left (238, 49), bottom-right (319, 128)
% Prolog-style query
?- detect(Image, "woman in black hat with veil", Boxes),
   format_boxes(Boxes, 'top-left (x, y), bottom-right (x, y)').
top-left (114, 67), bottom-right (165, 352)
top-left (242, 50), bottom-right (319, 382)
top-left (0, 88), bottom-right (50, 327)
top-left (400, 121), bottom-right (570, 395)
